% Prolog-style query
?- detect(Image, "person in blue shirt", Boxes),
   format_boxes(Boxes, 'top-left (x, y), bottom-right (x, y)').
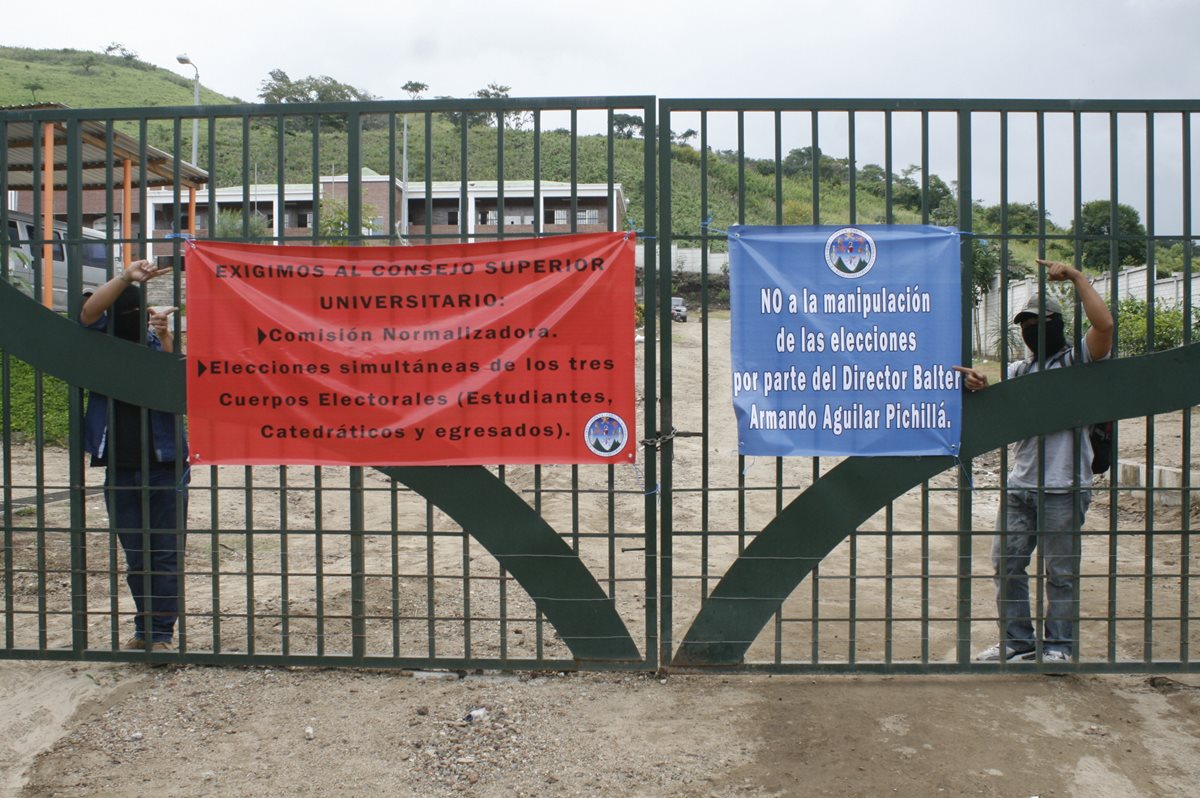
top-left (80, 259), bottom-right (187, 652)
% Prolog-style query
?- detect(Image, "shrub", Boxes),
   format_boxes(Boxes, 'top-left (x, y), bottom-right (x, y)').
top-left (1115, 297), bottom-right (1199, 357)
top-left (4, 358), bottom-right (70, 446)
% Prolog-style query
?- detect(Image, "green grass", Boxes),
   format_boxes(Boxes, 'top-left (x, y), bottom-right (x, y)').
top-left (0, 46), bottom-right (237, 109)
top-left (3, 356), bottom-right (70, 446)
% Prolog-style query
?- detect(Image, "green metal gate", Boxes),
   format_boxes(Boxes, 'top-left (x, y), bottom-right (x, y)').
top-left (2, 96), bottom-right (1199, 673)
top-left (1, 97), bottom-right (660, 670)
top-left (658, 98), bottom-right (1200, 673)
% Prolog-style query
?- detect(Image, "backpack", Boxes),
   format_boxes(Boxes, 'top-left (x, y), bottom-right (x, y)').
top-left (1015, 348), bottom-right (1113, 475)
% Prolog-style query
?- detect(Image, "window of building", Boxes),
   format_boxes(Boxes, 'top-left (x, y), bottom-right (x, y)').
top-left (577, 209), bottom-right (600, 225)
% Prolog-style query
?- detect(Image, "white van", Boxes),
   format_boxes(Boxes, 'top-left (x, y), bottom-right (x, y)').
top-left (3, 211), bottom-right (116, 311)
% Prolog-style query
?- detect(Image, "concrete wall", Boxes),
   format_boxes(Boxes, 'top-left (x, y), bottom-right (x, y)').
top-left (975, 266), bottom-right (1200, 358)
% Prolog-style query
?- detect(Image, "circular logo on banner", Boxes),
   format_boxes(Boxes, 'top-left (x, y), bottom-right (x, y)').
top-left (584, 413), bottom-right (629, 457)
top-left (824, 227), bottom-right (877, 279)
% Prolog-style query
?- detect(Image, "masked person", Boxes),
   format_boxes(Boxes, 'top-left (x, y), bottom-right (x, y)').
top-left (954, 259), bottom-right (1113, 663)
top-left (80, 260), bottom-right (186, 652)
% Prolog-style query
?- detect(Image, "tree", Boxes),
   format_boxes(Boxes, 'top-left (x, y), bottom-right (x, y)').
top-left (438, 84), bottom-right (530, 129)
top-left (401, 81), bottom-right (428, 100)
top-left (103, 42), bottom-right (138, 60)
top-left (979, 201), bottom-right (1042, 238)
top-left (318, 197), bottom-right (378, 243)
top-left (857, 164), bottom-right (889, 198)
top-left (473, 83), bottom-right (510, 128)
top-left (258, 69), bottom-right (379, 132)
top-left (781, 146), bottom-right (849, 186)
top-left (969, 238), bottom-right (999, 306)
top-left (473, 83), bottom-right (531, 129)
top-left (893, 165), bottom-right (954, 221)
top-left (672, 128), bottom-right (697, 146)
top-left (23, 81), bottom-right (44, 102)
top-left (259, 69), bottom-right (378, 105)
top-left (612, 113), bottom-right (643, 140)
top-left (782, 146), bottom-right (820, 177)
top-left (213, 210), bottom-right (271, 241)
top-left (1071, 200), bottom-right (1146, 270)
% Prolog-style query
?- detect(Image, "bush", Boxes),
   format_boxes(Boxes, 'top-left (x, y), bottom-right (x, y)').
top-left (668, 269), bottom-right (732, 310)
top-left (4, 357), bottom-right (70, 445)
top-left (1115, 297), bottom-right (1199, 357)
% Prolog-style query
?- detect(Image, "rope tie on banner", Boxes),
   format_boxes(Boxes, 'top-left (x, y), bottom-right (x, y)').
top-left (954, 455), bottom-right (976, 493)
top-left (625, 459), bottom-right (660, 505)
top-left (624, 217), bottom-right (655, 240)
top-left (701, 214), bottom-right (733, 237)
top-left (163, 233), bottom-right (196, 244)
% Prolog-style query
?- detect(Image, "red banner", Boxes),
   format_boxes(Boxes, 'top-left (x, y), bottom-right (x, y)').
top-left (185, 233), bottom-right (636, 465)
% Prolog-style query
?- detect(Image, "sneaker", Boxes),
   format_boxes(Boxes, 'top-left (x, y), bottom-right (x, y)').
top-left (975, 643), bottom-right (1035, 662)
top-left (1042, 649), bottom-right (1071, 662)
top-left (121, 635), bottom-right (145, 651)
top-left (147, 640), bottom-right (174, 653)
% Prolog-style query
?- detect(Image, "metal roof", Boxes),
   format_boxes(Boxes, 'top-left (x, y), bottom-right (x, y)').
top-left (2, 104), bottom-right (208, 191)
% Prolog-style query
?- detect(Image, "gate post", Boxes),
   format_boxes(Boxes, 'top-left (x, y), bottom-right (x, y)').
top-left (955, 109), bottom-right (975, 665)
top-left (67, 118), bottom-right (90, 654)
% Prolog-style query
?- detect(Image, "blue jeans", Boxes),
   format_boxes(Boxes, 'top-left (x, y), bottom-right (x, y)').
top-left (992, 489), bottom-right (1089, 656)
top-left (106, 466), bottom-right (187, 643)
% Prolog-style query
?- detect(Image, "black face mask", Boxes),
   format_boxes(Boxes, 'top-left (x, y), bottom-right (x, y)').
top-left (1021, 314), bottom-right (1066, 355)
top-left (111, 284), bottom-right (144, 342)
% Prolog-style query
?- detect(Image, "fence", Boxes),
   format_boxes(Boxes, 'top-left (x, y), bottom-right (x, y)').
top-left (2, 96), bottom-right (1199, 674)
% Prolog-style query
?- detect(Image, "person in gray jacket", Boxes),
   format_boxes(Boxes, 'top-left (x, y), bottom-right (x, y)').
top-left (955, 259), bottom-right (1113, 662)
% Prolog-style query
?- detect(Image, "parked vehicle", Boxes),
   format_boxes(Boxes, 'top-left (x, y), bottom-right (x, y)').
top-left (3, 211), bottom-right (116, 310)
top-left (671, 296), bottom-right (687, 322)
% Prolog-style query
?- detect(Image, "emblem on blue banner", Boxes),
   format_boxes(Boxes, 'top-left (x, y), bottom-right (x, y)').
top-left (584, 413), bottom-right (629, 457)
top-left (824, 227), bottom-right (877, 279)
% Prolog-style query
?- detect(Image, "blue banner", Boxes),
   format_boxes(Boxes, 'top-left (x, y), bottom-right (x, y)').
top-left (730, 225), bottom-right (962, 457)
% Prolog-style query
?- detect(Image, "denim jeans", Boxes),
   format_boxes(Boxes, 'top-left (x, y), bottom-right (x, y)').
top-left (992, 489), bottom-right (1089, 655)
top-left (106, 466), bottom-right (187, 643)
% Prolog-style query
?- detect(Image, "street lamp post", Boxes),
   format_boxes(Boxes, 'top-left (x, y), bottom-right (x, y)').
top-left (401, 113), bottom-right (409, 243)
top-left (176, 53), bottom-right (200, 165)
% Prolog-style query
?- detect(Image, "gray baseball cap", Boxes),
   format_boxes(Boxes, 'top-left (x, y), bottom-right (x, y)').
top-left (1013, 294), bottom-right (1063, 324)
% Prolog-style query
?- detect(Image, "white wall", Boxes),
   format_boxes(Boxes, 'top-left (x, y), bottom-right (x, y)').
top-left (975, 266), bottom-right (1200, 357)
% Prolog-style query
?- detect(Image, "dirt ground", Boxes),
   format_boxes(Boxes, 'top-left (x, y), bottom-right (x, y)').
top-left (4, 314), bottom-right (1200, 796)
top-left (7, 663), bottom-right (1200, 797)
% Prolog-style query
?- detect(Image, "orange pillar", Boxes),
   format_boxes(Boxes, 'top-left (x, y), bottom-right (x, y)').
top-left (188, 186), bottom-right (197, 235)
top-left (122, 159), bottom-right (133, 265)
top-left (40, 122), bottom-right (54, 308)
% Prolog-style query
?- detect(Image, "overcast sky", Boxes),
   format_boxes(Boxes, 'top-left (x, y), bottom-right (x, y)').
top-left (14, 0), bottom-right (1192, 107)
top-left (10, 0), bottom-right (1198, 228)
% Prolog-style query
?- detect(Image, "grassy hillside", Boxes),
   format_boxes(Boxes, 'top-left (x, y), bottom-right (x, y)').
top-left (0, 44), bottom-right (1084, 273)
top-left (0, 46), bottom-right (238, 109)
